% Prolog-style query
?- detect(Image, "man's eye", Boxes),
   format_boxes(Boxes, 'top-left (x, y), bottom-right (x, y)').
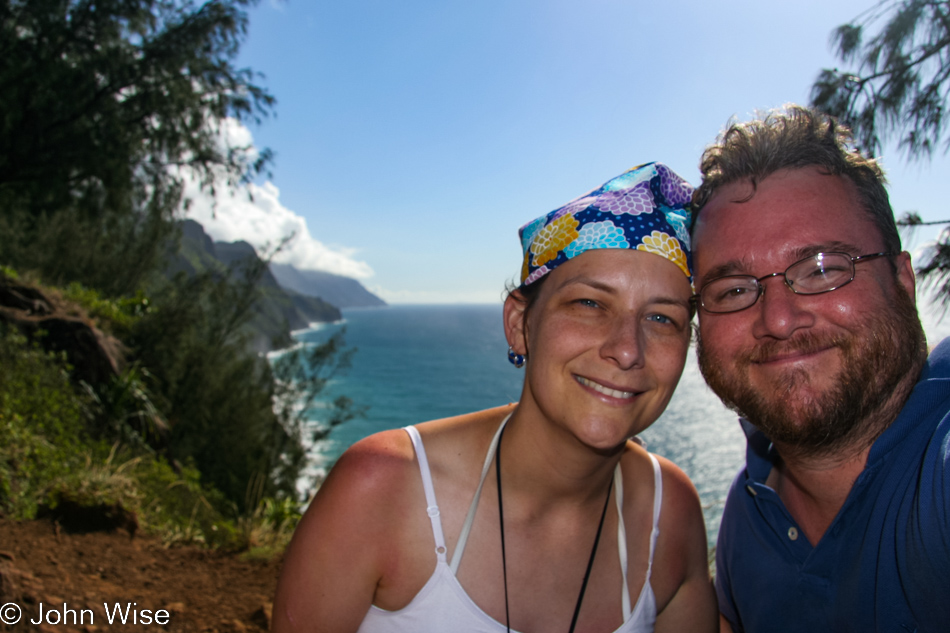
top-left (809, 266), bottom-right (844, 278)
top-left (647, 314), bottom-right (672, 325)
top-left (715, 285), bottom-right (751, 301)
top-left (575, 298), bottom-right (599, 308)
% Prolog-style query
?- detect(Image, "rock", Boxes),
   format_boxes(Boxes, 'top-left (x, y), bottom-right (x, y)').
top-left (30, 316), bottom-right (123, 386)
top-left (0, 275), bottom-right (125, 387)
top-left (249, 603), bottom-right (271, 630)
top-left (0, 283), bottom-right (52, 315)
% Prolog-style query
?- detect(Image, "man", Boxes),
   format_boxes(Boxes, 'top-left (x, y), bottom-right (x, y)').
top-left (690, 105), bottom-right (950, 632)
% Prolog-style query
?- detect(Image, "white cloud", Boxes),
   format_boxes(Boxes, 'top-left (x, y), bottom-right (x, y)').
top-left (179, 120), bottom-right (374, 280)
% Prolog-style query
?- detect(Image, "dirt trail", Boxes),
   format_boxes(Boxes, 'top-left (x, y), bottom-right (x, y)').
top-left (0, 519), bottom-right (282, 633)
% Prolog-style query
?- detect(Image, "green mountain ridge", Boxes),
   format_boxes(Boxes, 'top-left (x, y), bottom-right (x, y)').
top-left (269, 263), bottom-right (387, 309)
top-left (170, 220), bottom-right (342, 353)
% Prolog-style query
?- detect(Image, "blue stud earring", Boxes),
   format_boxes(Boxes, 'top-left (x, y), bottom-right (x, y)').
top-left (507, 346), bottom-right (526, 368)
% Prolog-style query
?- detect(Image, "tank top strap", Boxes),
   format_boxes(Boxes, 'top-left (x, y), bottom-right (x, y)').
top-left (449, 412), bottom-right (512, 574)
top-left (615, 451), bottom-right (663, 623)
top-left (645, 453), bottom-right (663, 581)
top-left (403, 425), bottom-right (449, 563)
top-left (613, 461), bottom-right (631, 621)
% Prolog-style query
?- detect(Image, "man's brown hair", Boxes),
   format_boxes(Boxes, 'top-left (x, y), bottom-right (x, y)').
top-left (691, 104), bottom-right (901, 254)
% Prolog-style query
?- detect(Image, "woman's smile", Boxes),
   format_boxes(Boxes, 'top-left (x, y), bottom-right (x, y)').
top-left (504, 248), bottom-right (693, 446)
top-left (574, 375), bottom-right (641, 401)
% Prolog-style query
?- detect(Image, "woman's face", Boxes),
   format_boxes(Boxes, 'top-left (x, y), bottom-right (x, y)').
top-left (505, 249), bottom-right (693, 450)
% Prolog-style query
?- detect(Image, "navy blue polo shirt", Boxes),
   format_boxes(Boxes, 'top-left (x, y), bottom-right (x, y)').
top-left (716, 338), bottom-right (950, 633)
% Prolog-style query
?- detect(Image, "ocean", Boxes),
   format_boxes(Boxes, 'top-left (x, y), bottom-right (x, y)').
top-left (289, 304), bottom-right (746, 548)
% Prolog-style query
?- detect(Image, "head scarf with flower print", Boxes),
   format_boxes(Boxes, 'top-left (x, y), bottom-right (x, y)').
top-left (518, 162), bottom-right (693, 288)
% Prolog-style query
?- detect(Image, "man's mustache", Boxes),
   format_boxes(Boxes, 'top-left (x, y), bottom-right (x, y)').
top-left (740, 332), bottom-right (849, 365)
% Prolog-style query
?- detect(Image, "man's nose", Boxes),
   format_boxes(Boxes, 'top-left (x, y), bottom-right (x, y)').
top-left (750, 276), bottom-right (816, 340)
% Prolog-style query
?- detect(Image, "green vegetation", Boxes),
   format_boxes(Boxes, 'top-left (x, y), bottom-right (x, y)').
top-left (0, 0), bottom-right (358, 555)
top-left (0, 0), bottom-right (273, 295)
top-left (811, 0), bottom-right (950, 162)
top-left (0, 327), bottom-right (95, 519)
top-left (171, 220), bottom-right (342, 354)
top-left (0, 275), bottom-right (349, 553)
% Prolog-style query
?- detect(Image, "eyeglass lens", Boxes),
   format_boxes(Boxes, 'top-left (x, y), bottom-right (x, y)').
top-left (700, 252), bottom-right (858, 313)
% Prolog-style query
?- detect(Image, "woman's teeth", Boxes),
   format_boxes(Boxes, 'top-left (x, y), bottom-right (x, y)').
top-left (575, 376), bottom-right (635, 399)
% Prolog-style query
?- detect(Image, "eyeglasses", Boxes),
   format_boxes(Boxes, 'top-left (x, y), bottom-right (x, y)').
top-left (695, 251), bottom-right (896, 314)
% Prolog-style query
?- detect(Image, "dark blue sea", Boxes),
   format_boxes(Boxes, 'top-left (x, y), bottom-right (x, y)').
top-left (285, 304), bottom-right (745, 547)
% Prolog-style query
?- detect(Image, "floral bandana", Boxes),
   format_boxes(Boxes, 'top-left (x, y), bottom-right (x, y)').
top-left (518, 162), bottom-right (693, 287)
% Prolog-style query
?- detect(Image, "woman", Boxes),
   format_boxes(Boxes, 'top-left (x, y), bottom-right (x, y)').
top-left (272, 162), bottom-right (717, 633)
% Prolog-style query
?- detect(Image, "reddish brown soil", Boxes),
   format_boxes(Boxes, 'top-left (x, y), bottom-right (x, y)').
top-left (0, 519), bottom-right (282, 633)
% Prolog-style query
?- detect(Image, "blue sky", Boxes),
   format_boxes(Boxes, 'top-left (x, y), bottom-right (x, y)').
top-left (186, 0), bottom-right (950, 327)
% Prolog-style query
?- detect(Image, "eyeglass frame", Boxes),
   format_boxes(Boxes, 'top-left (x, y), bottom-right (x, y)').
top-left (692, 251), bottom-right (898, 314)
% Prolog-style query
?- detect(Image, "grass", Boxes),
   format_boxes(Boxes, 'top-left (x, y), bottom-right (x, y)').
top-left (0, 324), bottom-right (299, 553)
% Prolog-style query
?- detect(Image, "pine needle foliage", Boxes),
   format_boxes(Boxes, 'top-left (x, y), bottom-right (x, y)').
top-left (811, 1), bottom-right (950, 312)
top-left (0, 0), bottom-right (274, 294)
top-left (811, 0), bottom-right (950, 161)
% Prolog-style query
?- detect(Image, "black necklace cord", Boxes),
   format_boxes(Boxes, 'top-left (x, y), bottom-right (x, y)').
top-left (567, 474), bottom-right (613, 633)
top-left (496, 422), bottom-right (512, 633)
top-left (495, 422), bottom-right (614, 633)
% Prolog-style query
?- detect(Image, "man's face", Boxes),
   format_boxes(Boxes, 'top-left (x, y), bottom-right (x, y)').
top-left (692, 167), bottom-right (926, 454)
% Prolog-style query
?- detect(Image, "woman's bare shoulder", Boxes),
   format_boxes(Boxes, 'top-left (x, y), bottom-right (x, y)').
top-left (290, 428), bottom-right (420, 548)
top-left (331, 428), bottom-right (419, 488)
top-left (652, 453), bottom-right (704, 527)
top-left (618, 444), bottom-right (702, 515)
top-left (305, 402), bottom-right (516, 525)
top-left (647, 454), bottom-right (716, 631)
top-left (273, 405), bottom-right (519, 632)
top-left (272, 428), bottom-right (425, 632)
top-left (278, 415), bottom-right (496, 630)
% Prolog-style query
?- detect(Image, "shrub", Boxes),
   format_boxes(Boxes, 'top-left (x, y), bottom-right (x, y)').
top-left (0, 326), bottom-right (99, 518)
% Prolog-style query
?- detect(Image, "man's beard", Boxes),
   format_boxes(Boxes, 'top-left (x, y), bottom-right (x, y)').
top-left (698, 284), bottom-right (927, 456)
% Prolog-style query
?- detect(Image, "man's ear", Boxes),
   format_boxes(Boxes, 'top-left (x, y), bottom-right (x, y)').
top-left (895, 250), bottom-right (917, 301)
top-left (503, 291), bottom-right (528, 355)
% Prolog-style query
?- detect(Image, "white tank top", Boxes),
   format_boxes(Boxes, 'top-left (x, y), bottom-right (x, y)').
top-left (357, 417), bottom-right (662, 633)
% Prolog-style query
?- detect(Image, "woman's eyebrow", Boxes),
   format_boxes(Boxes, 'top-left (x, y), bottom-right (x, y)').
top-left (553, 276), bottom-right (617, 294)
top-left (555, 276), bottom-right (690, 308)
top-left (651, 296), bottom-right (691, 309)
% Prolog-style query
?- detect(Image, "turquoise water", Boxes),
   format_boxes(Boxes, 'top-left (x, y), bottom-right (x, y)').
top-left (291, 304), bottom-right (745, 547)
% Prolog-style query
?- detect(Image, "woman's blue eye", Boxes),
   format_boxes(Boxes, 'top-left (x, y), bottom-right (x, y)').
top-left (576, 298), bottom-right (599, 308)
